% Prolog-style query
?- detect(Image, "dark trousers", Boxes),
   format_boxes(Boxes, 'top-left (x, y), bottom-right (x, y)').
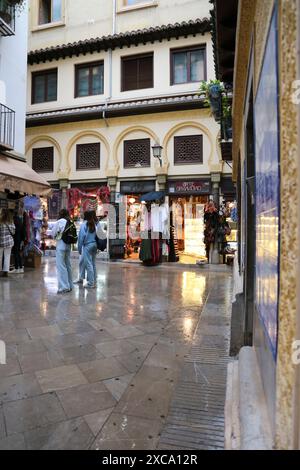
top-left (13, 242), bottom-right (23, 269)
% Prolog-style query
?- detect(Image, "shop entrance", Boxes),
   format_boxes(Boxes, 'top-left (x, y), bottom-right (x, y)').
top-left (170, 195), bottom-right (208, 264)
top-left (125, 194), bottom-right (144, 260)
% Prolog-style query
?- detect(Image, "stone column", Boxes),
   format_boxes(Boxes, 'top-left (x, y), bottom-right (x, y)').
top-left (210, 172), bottom-right (221, 264)
top-left (156, 174), bottom-right (167, 191)
top-left (59, 179), bottom-right (69, 210)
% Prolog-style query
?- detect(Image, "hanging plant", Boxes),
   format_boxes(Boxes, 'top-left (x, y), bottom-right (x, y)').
top-left (200, 80), bottom-right (224, 121)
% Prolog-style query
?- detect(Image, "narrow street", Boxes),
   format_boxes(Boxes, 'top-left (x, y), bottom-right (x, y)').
top-left (0, 261), bottom-right (232, 450)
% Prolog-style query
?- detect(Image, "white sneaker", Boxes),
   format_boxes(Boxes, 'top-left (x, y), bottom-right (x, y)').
top-left (17, 268), bottom-right (24, 274)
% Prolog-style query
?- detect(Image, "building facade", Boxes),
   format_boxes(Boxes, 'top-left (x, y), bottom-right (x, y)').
top-left (213, 0), bottom-right (300, 450)
top-left (0, 0), bottom-right (50, 199)
top-left (25, 0), bottom-right (233, 259)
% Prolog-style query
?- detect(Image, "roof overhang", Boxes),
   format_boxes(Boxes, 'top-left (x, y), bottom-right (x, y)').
top-left (28, 19), bottom-right (211, 65)
top-left (26, 93), bottom-right (207, 127)
top-left (211, 0), bottom-right (238, 84)
top-left (0, 153), bottom-right (51, 196)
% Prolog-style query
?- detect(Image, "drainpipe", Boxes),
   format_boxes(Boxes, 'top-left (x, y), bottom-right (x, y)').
top-left (104, 0), bottom-right (117, 126)
top-left (108, 0), bottom-right (117, 99)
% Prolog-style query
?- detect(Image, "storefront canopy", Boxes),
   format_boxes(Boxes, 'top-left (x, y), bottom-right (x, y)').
top-left (0, 153), bottom-right (51, 197)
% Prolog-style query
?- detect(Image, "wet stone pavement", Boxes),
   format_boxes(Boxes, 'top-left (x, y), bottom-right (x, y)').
top-left (0, 259), bottom-right (232, 450)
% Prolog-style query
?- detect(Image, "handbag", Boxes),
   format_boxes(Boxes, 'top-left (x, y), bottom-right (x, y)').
top-left (96, 235), bottom-right (107, 252)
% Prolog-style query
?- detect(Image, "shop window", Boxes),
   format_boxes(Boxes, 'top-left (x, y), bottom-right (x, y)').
top-left (32, 147), bottom-right (54, 173)
top-left (76, 143), bottom-right (100, 170)
top-left (171, 46), bottom-right (206, 85)
top-left (39, 0), bottom-right (62, 25)
top-left (174, 135), bottom-right (203, 165)
top-left (32, 69), bottom-right (57, 104)
top-left (75, 62), bottom-right (104, 98)
top-left (121, 53), bottom-right (153, 92)
top-left (124, 139), bottom-right (151, 168)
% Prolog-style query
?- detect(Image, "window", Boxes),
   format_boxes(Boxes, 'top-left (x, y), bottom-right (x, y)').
top-left (32, 147), bottom-right (54, 173)
top-left (39, 0), bottom-right (62, 25)
top-left (121, 53), bottom-right (153, 92)
top-left (76, 143), bottom-right (100, 170)
top-left (171, 46), bottom-right (206, 85)
top-left (32, 69), bottom-right (57, 104)
top-left (174, 135), bottom-right (203, 165)
top-left (75, 62), bottom-right (104, 98)
top-left (124, 139), bottom-right (151, 168)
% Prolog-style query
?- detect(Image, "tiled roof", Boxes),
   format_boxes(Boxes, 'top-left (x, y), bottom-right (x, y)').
top-left (28, 18), bottom-right (211, 65)
top-left (26, 92), bottom-right (207, 126)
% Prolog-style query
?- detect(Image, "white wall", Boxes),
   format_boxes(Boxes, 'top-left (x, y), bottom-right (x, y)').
top-left (0, 2), bottom-right (28, 154)
top-left (28, 0), bottom-right (211, 50)
top-left (27, 33), bottom-right (214, 113)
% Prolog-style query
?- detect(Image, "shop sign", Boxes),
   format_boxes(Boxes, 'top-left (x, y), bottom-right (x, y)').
top-left (120, 181), bottom-right (156, 195)
top-left (168, 180), bottom-right (210, 195)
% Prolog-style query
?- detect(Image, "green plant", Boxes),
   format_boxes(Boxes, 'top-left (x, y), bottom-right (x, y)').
top-left (199, 80), bottom-right (231, 120)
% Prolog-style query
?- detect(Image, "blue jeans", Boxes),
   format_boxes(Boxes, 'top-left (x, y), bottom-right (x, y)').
top-left (79, 253), bottom-right (86, 281)
top-left (83, 242), bottom-right (97, 287)
top-left (56, 242), bottom-right (73, 292)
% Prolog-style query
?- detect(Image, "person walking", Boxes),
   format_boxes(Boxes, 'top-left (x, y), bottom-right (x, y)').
top-left (78, 211), bottom-right (99, 289)
top-left (51, 209), bottom-right (74, 294)
top-left (0, 209), bottom-right (15, 278)
top-left (13, 209), bottom-right (26, 273)
top-left (74, 211), bottom-right (89, 285)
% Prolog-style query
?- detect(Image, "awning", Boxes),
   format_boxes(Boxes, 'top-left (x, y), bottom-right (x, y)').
top-left (0, 153), bottom-right (51, 197)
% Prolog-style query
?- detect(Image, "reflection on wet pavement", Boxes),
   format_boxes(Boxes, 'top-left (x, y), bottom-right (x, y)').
top-left (0, 259), bottom-right (230, 450)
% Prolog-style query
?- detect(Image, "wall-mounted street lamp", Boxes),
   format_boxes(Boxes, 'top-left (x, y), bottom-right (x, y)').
top-left (152, 143), bottom-right (163, 167)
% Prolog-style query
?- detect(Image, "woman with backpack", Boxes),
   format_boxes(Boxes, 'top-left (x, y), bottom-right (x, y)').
top-left (51, 208), bottom-right (74, 294)
top-left (78, 211), bottom-right (100, 289)
top-left (0, 209), bottom-right (15, 278)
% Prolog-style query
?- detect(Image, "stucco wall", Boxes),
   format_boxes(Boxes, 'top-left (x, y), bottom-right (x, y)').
top-left (26, 33), bottom-right (214, 113)
top-left (276, 0), bottom-right (300, 450)
top-left (0, 1), bottom-right (28, 154)
top-left (25, 108), bottom-right (226, 183)
top-left (28, 0), bottom-right (211, 51)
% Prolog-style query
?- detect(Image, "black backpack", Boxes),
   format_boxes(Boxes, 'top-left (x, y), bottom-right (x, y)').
top-left (62, 219), bottom-right (78, 245)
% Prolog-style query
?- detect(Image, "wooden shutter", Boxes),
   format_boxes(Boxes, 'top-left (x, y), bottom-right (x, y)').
top-left (124, 139), bottom-right (151, 168)
top-left (122, 54), bottom-right (153, 91)
top-left (174, 135), bottom-right (203, 164)
top-left (32, 147), bottom-right (54, 173)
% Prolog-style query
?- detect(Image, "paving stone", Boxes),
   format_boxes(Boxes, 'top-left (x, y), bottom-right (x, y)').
top-left (95, 339), bottom-right (138, 358)
top-left (57, 381), bottom-right (116, 418)
top-left (0, 357), bottom-right (21, 378)
top-left (0, 373), bottom-right (42, 404)
top-left (116, 348), bottom-right (150, 373)
top-left (16, 339), bottom-right (47, 356)
top-left (24, 418), bottom-right (94, 450)
top-left (0, 433), bottom-right (27, 450)
top-left (78, 358), bottom-right (128, 383)
top-left (0, 407), bottom-right (5, 439)
top-left (84, 408), bottom-right (114, 436)
top-left (103, 374), bottom-right (135, 401)
top-left (3, 394), bottom-right (66, 435)
top-left (115, 366), bottom-right (178, 421)
top-left (54, 344), bottom-right (104, 365)
top-left (91, 413), bottom-right (162, 450)
top-left (104, 325), bottom-right (144, 340)
top-left (36, 365), bottom-right (88, 392)
top-left (19, 350), bottom-right (65, 373)
top-left (27, 325), bottom-right (62, 340)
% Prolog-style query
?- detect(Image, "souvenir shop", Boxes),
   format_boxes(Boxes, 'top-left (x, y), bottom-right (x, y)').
top-left (168, 180), bottom-right (211, 263)
top-left (119, 180), bottom-right (156, 260)
top-left (41, 183), bottom-right (110, 253)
